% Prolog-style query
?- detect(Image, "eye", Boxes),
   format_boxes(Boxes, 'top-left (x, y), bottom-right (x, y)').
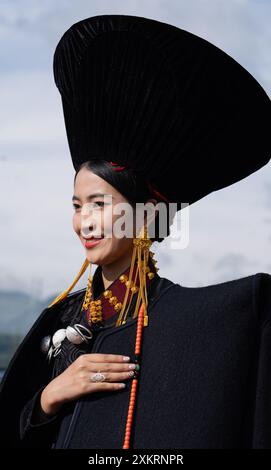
top-left (88, 201), bottom-right (105, 209)
top-left (72, 201), bottom-right (105, 210)
top-left (92, 201), bottom-right (105, 207)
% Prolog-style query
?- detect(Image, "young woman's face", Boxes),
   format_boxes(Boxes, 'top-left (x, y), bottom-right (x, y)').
top-left (73, 167), bottom-right (137, 266)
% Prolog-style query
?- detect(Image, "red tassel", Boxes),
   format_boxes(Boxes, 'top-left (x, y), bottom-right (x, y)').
top-left (147, 181), bottom-right (170, 203)
top-left (109, 161), bottom-right (127, 171)
top-left (108, 161), bottom-right (170, 202)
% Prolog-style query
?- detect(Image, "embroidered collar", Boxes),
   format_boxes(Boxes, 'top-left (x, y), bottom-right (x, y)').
top-left (85, 255), bottom-right (158, 325)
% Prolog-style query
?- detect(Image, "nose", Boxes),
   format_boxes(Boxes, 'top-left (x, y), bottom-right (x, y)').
top-left (81, 226), bottom-right (103, 239)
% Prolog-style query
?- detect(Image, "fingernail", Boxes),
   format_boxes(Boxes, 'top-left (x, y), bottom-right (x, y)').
top-left (119, 383), bottom-right (126, 388)
top-left (123, 356), bottom-right (130, 361)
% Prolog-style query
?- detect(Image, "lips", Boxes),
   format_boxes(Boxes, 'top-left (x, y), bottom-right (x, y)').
top-left (82, 235), bottom-right (104, 241)
top-left (83, 236), bottom-right (104, 248)
top-left (84, 237), bottom-right (103, 240)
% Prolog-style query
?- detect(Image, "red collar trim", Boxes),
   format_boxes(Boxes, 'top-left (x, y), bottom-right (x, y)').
top-left (86, 256), bottom-right (157, 322)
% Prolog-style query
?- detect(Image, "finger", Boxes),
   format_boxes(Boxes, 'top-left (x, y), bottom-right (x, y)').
top-left (88, 371), bottom-right (135, 383)
top-left (87, 353), bottom-right (131, 363)
top-left (90, 382), bottom-right (127, 392)
top-left (88, 362), bottom-right (136, 373)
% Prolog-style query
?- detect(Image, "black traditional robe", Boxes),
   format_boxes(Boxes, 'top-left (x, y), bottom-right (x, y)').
top-left (1, 268), bottom-right (271, 449)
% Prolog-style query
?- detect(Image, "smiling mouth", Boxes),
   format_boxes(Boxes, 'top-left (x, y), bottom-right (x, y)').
top-left (84, 237), bottom-right (104, 240)
top-left (82, 235), bottom-right (104, 241)
top-left (83, 236), bottom-right (104, 248)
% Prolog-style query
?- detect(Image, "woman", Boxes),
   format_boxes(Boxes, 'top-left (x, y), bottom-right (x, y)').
top-left (0, 14), bottom-right (271, 449)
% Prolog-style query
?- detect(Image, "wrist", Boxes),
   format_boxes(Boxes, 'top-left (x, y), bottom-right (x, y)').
top-left (40, 388), bottom-right (61, 416)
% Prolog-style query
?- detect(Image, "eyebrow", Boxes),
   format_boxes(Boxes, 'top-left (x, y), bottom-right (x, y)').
top-left (72, 193), bottom-right (112, 202)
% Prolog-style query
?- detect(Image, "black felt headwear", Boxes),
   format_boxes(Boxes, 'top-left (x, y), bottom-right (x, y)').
top-left (53, 14), bottom-right (271, 210)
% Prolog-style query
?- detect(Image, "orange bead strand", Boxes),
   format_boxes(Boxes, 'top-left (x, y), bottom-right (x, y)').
top-left (122, 302), bottom-right (145, 449)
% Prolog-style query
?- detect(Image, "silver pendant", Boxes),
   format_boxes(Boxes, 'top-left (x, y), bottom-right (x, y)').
top-left (52, 328), bottom-right (66, 348)
top-left (47, 344), bottom-right (62, 361)
top-left (41, 324), bottom-right (93, 361)
top-left (66, 324), bottom-right (93, 344)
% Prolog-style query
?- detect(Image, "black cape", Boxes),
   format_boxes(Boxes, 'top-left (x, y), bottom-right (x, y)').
top-left (1, 270), bottom-right (271, 449)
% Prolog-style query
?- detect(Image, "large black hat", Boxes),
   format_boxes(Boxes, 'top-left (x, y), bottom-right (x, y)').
top-left (53, 14), bottom-right (271, 210)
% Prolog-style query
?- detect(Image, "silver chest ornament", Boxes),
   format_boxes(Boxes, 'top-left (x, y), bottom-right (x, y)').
top-left (41, 324), bottom-right (93, 361)
top-left (52, 328), bottom-right (66, 348)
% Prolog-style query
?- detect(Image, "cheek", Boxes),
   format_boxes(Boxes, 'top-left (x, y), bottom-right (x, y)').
top-left (109, 211), bottom-right (135, 239)
top-left (103, 207), bottom-right (113, 226)
top-left (104, 235), bottom-right (133, 263)
top-left (72, 213), bottom-right (80, 234)
top-left (110, 221), bottom-right (134, 251)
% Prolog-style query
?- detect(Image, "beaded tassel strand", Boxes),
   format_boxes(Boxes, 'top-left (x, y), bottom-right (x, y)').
top-left (122, 302), bottom-right (145, 449)
top-left (122, 224), bottom-right (152, 449)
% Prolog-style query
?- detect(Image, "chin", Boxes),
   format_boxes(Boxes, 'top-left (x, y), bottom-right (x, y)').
top-left (85, 249), bottom-right (106, 264)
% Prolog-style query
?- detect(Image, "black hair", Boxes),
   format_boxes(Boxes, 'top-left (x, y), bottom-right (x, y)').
top-left (73, 159), bottom-right (175, 243)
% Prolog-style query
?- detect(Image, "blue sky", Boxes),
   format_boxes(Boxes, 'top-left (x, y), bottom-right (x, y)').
top-left (0, 0), bottom-right (270, 299)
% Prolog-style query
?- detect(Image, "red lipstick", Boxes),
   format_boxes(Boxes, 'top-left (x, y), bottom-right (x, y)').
top-left (84, 238), bottom-right (103, 248)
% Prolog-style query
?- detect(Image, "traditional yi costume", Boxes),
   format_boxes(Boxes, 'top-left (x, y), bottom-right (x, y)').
top-left (0, 14), bottom-right (270, 449)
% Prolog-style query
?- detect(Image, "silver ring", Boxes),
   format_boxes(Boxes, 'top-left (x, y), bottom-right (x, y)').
top-left (90, 371), bottom-right (106, 383)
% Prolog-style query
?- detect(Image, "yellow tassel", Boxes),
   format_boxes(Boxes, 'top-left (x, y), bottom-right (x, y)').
top-left (48, 258), bottom-right (90, 308)
top-left (144, 315), bottom-right (149, 327)
top-left (115, 237), bottom-right (138, 327)
top-left (47, 224), bottom-right (153, 329)
top-left (115, 224), bottom-right (152, 327)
